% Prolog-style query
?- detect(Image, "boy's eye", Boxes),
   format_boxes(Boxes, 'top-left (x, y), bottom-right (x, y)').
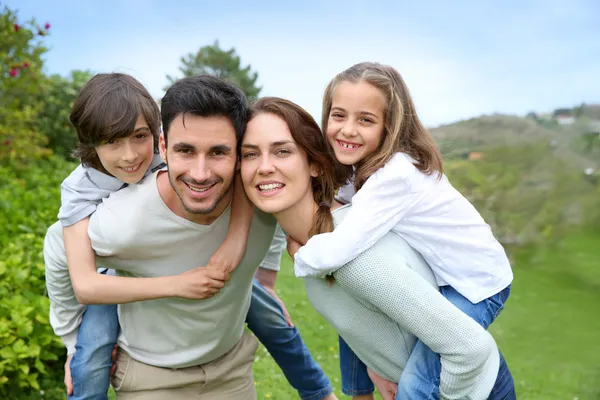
top-left (177, 149), bottom-right (192, 154)
top-left (135, 133), bottom-right (148, 140)
top-left (106, 139), bottom-right (117, 145)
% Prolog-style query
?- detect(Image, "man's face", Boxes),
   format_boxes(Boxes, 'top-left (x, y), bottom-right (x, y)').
top-left (159, 114), bottom-right (237, 220)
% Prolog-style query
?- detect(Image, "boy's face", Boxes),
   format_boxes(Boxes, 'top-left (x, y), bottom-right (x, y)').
top-left (95, 115), bottom-right (155, 183)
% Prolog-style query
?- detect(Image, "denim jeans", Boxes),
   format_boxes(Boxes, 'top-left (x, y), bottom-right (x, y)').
top-left (69, 278), bottom-right (332, 400)
top-left (339, 285), bottom-right (515, 399)
top-left (396, 284), bottom-right (514, 400)
top-left (247, 278), bottom-right (332, 400)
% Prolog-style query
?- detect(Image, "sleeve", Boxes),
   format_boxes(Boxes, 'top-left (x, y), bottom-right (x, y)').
top-left (44, 223), bottom-right (85, 355)
top-left (57, 166), bottom-right (115, 227)
top-left (333, 243), bottom-right (498, 399)
top-left (259, 224), bottom-right (286, 271)
top-left (335, 181), bottom-right (356, 205)
top-left (294, 156), bottom-right (426, 277)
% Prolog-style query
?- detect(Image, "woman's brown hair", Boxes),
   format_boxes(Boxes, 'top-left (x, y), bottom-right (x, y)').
top-left (249, 97), bottom-right (350, 238)
top-left (322, 62), bottom-right (443, 191)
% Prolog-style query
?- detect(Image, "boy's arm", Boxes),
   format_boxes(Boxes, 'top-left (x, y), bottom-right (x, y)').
top-left (65, 218), bottom-right (228, 304)
top-left (294, 156), bottom-right (426, 277)
top-left (207, 172), bottom-right (253, 273)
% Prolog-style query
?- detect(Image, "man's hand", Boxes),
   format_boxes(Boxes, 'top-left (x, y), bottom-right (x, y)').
top-left (254, 267), bottom-right (294, 327)
top-left (286, 235), bottom-right (302, 262)
top-left (64, 354), bottom-right (73, 396)
top-left (177, 267), bottom-right (230, 300)
top-left (367, 368), bottom-right (397, 400)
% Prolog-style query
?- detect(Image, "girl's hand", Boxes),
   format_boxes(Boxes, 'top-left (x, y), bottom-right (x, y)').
top-left (286, 236), bottom-right (303, 261)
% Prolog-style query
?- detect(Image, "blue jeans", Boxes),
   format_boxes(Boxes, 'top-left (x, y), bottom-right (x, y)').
top-left (247, 278), bottom-right (332, 400)
top-left (69, 278), bottom-right (332, 400)
top-left (340, 285), bottom-right (515, 399)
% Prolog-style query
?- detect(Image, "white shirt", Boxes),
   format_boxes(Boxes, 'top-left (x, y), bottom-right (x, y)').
top-left (295, 152), bottom-right (513, 303)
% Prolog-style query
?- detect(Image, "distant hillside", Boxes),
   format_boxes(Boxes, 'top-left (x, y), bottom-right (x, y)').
top-left (430, 105), bottom-right (600, 171)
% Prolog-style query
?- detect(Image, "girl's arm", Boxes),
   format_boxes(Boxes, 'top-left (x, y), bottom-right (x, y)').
top-left (294, 154), bottom-right (426, 277)
top-left (206, 172), bottom-right (253, 272)
top-left (64, 218), bottom-right (228, 304)
top-left (333, 239), bottom-right (498, 399)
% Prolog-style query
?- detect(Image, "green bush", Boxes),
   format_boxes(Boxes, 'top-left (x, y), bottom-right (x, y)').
top-left (0, 156), bottom-right (76, 399)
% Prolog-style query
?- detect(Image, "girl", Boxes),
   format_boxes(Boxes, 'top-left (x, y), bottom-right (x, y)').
top-left (240, 96), bottom-right (515, 400)
top-left (290, 62), bottom-right (514, 399)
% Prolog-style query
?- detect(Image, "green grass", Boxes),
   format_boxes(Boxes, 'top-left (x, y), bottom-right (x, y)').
top-left (109, 231), bottom-right (600, 399)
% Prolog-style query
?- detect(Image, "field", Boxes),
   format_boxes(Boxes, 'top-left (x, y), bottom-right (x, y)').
top-left (248, 231), bottom-right (600, 399)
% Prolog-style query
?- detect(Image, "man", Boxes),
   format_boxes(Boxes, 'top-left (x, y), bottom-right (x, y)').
top-left (45, 75), bottom-right (336, 399)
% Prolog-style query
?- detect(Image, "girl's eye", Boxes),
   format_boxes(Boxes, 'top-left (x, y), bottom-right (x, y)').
top-left (360, 117), bottom-right (374, 123)
top-left (106, 139), bottom-right (117, 145)
top-left (243, 152), bottom-right (258, 159)
top-left (331, 113), bottom-right (344, 119)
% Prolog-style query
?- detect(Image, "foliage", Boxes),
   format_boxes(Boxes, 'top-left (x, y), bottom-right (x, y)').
top-left (35, 70), bottom-right (93, 160)
top-left (166, 40), bottom-right (261, 99)
top-left (0, 6), bottom-right (51, 169)
top-left (0, 156), bottom-right (76, 399)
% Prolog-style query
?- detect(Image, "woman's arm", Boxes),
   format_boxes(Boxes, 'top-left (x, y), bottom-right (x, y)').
top-left (64, 218), bottom-right (229, 304)
top-left (294, 154), bottom-right (426, 277)
top-left (332, 236), bottom-right (498, 399)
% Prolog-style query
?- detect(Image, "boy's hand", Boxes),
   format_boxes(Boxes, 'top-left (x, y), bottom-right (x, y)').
top-left (177, 267), bottom-right (230, 299)
top-left (367, 368), bottom-right (397, 400)
top-left (64, 354), bottom-right (73, 395)
top-left (207, 237), bottom-right (246, 273)
top-left (286, 236), bottom-right (302, 261)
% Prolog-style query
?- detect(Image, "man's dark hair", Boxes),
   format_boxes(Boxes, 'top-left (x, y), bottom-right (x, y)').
top-left (160, 75), bottom-right (249, 147)
top-left (70, 73), bottom-right (160, 169)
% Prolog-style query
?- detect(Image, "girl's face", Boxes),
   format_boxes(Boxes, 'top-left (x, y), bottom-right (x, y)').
top-left (241, 113), bottom-right (317, 215)
top-left (95, 115), bottom-right (155, 183)
top-left (326, 80), bottom-right (386, 166)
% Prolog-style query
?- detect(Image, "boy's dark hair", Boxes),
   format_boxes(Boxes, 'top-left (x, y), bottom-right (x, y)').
top-left (70, 73), bottom-right (160, 169)
top-left (160, 75), bottom-right (249, 148)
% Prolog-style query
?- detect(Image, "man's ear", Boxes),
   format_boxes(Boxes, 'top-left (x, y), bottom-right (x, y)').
top-left (159, 133), bottom-right (167, 163)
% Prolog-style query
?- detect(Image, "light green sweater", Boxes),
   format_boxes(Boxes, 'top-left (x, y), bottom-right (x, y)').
top-left (304, 205), bottom-right (499, 400)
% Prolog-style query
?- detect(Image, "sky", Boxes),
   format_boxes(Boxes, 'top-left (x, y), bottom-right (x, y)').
top-left (6, 0), bottom-right (600, 127)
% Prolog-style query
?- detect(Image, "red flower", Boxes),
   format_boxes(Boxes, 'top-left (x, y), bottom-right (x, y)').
top-left (14, 24), bottom-right (20, 31)
top-left (9, 69), bottom-right (18, 77)
top-left (45, 22), bottom-right (51, 30)
top-left (23, 62), bottom-right (30, 68)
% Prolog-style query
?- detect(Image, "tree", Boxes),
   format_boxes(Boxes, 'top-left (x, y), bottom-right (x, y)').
top-left (166, 40), bottom-right (261, 99)
top-left (0, 5), bottom-right (51, 169)
top-left (36, 69), bottom-right (94, 159)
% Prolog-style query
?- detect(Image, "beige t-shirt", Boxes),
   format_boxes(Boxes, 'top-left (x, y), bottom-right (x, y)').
top-left (88, 171), bottom-right (277, 368)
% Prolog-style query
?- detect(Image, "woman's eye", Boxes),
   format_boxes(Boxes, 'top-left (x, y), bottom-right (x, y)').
top-left (275, 149), bottom-right (291, 156)
top-left (243, 152), bottom-right (258, 159)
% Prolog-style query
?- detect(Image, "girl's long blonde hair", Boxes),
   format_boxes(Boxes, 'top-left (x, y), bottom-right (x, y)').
top-left (322, 62), bottom-right (443, 190)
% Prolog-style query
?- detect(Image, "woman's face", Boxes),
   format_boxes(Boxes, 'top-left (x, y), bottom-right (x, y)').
top-left (241, 113), bottom-right (317, 214)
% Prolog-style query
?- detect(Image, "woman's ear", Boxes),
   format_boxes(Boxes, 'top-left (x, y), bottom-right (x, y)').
top-left (309, 163), bottom-right (320, 178)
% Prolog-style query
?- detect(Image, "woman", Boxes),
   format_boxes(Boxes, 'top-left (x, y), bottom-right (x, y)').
top-left (240, 97), bottom-right (515, 400)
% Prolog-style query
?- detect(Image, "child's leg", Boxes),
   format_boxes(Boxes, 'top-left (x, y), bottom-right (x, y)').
top-left (338, 336), bottom-right (374, 398)
top-left (396, 285), bottom-right (512, 399)
top-left (69, 303), bottom-right (119, 400)
top-left (245, 278), bottom-right (333, 400)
